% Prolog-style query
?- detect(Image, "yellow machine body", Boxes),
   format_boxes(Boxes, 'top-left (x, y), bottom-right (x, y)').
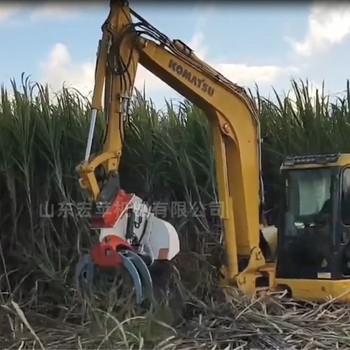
top-left (75, 0), bottom-right (350, 304)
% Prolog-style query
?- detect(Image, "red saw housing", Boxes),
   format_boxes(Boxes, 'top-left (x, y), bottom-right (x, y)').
top-left (91, 235), bottom-right (132, 268)
top-left (91, 190), bottom-right (134, 228)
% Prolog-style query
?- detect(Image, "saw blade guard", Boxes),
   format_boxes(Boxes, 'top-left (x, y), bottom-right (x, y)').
top-left (94, 190), bottom-right (180, 262)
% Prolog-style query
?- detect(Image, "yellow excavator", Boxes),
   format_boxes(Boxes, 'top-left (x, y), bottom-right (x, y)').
top-left (74, 0), bottom-right (350, 306)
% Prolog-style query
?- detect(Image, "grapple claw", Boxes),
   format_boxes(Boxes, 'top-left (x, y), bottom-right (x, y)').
top-left (75, 248), bottom-right (155, 306)
top-left (120, 250), bottom-right (154, 304)
top-left (75, 254), bottom-right (96, 300)
top-left (118, 251), bottom-right (145, 305)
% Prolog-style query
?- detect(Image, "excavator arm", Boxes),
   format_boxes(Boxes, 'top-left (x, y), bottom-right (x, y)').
top-left (77, 2), bottom-right (138, 201)
top-left (75, 0), bottom-right (272, 304)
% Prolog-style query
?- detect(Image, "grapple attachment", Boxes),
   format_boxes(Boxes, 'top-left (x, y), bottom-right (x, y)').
top-left (75, 188), bottom-right (180, 307)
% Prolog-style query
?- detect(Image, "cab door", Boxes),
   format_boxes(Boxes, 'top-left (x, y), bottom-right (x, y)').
top-left (276, 167), bottom-right (337, 279)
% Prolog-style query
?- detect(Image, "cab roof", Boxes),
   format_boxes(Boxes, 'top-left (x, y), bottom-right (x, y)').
top-left (280, 153), bottom-right (350, 170)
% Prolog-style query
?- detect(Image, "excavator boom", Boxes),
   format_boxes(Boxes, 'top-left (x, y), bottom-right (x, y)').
top-left (132, 13), bottom-right (267, 284)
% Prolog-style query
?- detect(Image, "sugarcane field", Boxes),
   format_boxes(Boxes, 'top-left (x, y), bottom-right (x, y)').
top-left (2, 1), bottom-right (350, 350)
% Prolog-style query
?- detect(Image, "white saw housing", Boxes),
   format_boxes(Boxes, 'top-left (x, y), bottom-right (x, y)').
top-left (97, 194), bottom-right (180, 261)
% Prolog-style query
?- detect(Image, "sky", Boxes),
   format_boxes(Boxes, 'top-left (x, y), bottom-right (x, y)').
top-left (1, 1), bottom-right (350, 109)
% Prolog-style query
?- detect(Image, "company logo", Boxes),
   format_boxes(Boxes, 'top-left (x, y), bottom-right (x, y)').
top-left (168, 59), bottom-right (214, 97)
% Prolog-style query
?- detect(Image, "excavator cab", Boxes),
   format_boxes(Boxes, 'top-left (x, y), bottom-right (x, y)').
top-left (276, 153), bottom-right (350, 298)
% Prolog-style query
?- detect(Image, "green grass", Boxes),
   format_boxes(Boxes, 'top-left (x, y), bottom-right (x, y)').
top-left (1, 75), bottom-right (350, 349)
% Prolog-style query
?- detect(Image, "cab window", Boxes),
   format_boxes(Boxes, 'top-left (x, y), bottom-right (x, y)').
top-left (289, 168), bottom-right (332, 221)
